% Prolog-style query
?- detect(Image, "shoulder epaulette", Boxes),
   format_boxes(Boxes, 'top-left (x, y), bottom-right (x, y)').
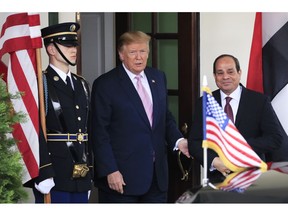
top-left (72, 73), bottom-right (86, 81)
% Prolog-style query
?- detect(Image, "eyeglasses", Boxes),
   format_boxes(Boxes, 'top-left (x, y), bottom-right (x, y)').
top-left (127, 50), bottom-right (148, 57)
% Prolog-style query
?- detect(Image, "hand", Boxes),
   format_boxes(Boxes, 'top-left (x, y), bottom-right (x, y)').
top-left (177, 138), bottom-right (190, 158)
top-left (35, 178), bottom-right (55, 194)
top-left (212, 157), bottom-right (231, 176)
top-left (107, 171), bottom-right (126, 194)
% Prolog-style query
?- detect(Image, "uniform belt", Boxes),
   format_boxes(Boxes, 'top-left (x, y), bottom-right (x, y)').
top-left (47, 133), bottom-right (88, 142)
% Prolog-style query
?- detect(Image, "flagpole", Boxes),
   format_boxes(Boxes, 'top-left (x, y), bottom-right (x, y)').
top-left (36, 48), bottom-right (51, 204)
top-left (202, 75), bottom-right (209, 187)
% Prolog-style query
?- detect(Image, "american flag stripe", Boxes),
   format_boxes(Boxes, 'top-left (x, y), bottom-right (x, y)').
top-left (11, 50), bottom-right (39, 128)
top-left (207, 119), bottom-right (262, 165)
top-left (1, 12), bottom-right (42, 183)
top-left (203, 89), bottom-right (267, 172)
top-left (206, 120), bottom-right (263, 169)
top-left (269, 161), bottom-right (288, 174)
top-left (216, 169), bottom-right (262, 192)
top-left (0, 13), bottom-right (42, 55)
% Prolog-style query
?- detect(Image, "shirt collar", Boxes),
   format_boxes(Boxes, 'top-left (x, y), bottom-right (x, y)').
top-left (122, 63), bottom-right (146, 80)
top-left (220, 85), bottom-right (242, 102)
top-left (50, 63), bottom-right (72, 82)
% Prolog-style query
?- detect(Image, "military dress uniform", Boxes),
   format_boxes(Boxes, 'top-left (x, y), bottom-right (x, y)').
top-left (44, 66), bottom-right (92, 193)
top-left (32, 22), bottom-right (93, 203)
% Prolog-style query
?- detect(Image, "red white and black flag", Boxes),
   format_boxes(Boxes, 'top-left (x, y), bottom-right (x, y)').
top-left (0, 12), bottom-right (42, 184)
top-left (247, 12), bottom-right (288, 161)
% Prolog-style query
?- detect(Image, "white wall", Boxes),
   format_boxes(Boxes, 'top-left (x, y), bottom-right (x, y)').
top-left (200, 12), bottom-right (255, 92)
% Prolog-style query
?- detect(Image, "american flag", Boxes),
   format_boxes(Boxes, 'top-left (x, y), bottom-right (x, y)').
top-left (202, 86), bottom-right (267, 172)
top-left (0, 12), bottom-right (42, 184)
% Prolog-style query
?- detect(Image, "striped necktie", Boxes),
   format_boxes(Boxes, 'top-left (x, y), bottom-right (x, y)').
top-left (224, 96), bottom-right (234, 123)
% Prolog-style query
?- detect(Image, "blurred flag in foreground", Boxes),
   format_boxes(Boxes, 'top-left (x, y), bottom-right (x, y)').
top-left (202, 85), bottom-right (267, 172)
top-left (216, 168), bottom-right (263, 193)
top-left (216, 168), bottom-right (262, 193)
top-left (268, 161), bottom-right (288, 174)
top-left (0, 12), bottom-right (42, 184)
top-left (216, 161), bottom-right (288, 193)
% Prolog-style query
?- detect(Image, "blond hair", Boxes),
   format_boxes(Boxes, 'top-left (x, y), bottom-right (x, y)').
top-left (118, 31), bottom-right (151, 52)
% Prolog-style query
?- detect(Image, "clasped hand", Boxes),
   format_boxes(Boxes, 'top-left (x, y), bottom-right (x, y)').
top-left (177, 138), bottom-right (190, 158)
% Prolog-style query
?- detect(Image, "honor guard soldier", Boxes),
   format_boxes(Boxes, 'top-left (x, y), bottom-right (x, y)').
top-left (32, 22), bottom-right (93, 203)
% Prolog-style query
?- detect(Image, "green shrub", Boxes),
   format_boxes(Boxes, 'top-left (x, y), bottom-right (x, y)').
top-left (0, 78), bottom-right (28, 203)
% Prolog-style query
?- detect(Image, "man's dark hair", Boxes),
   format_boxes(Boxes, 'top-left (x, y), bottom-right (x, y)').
top-left (213, 54), bottom-right (241, 74)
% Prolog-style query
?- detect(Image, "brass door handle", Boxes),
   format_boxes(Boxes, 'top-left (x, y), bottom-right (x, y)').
top-left (181, 123), bottom-right (188, 135)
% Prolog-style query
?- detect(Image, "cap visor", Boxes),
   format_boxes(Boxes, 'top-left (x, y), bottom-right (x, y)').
top-left (58, 40), bottom-right (79, 47)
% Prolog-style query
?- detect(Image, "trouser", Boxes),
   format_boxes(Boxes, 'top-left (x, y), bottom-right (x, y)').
top-left (33, 188), bottom-right (89, 203)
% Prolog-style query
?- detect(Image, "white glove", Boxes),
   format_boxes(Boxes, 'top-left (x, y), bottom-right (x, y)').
top-left (35, 178), bottom-right (55, 194)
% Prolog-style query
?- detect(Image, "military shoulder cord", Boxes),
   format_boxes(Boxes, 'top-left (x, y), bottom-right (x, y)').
top-left (43, 72), bottom-right (48, 115)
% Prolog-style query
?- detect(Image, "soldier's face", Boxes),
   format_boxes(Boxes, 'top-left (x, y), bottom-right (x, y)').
top-left (57, 44), bottom-right (77, 65)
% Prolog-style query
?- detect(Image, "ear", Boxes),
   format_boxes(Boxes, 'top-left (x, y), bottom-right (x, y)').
top-left (47, 44), bottom-right (56, 55)
top-left (118, 51), bottom-right (124, 61)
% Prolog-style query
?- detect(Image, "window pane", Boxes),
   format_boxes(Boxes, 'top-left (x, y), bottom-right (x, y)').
top-left (157, 13), bottom-right (177, 33)
top-left (131, 13), bottom-right (151, 33)
top-left (157, 40), bottom-right (178, 89)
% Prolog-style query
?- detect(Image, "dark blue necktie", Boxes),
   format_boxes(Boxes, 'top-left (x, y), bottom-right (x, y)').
top-left (66, 76), bottom-right (74, 92)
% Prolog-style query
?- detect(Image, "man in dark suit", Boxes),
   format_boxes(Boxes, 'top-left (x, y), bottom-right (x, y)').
top-left (188, 54), bottom-right (285, 181)
top-left (90, 31), bottom-right (190, 203)
top-left (32, 22), bottom-right (93, 203)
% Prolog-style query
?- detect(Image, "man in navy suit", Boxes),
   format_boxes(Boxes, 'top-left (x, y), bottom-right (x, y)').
top-left (90, 31), bottom-right (190, 203)
top-left (188, 54), bottom-right (285, 180)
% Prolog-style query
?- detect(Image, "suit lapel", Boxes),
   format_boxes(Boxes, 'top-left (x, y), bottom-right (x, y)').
top-left (234, 86), bottom-right (247, 127)
top-left (46, 66), bottom-right (74, 98)
top-left (71, 74), bottom-right (81, 96)
top-left (213, 89), bottom-right (221, 105)
top-left (145, 69), bottom-right (159, 129)
top-left (117, 66), bottom-right (151, 128)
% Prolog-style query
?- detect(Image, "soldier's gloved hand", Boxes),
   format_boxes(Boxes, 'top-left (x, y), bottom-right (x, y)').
top-left (35, 178), bottom-right (55, 194)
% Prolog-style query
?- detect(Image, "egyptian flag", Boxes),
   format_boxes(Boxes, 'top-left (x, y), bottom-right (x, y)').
top-left (247, 12), bottom-right (288, 161)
